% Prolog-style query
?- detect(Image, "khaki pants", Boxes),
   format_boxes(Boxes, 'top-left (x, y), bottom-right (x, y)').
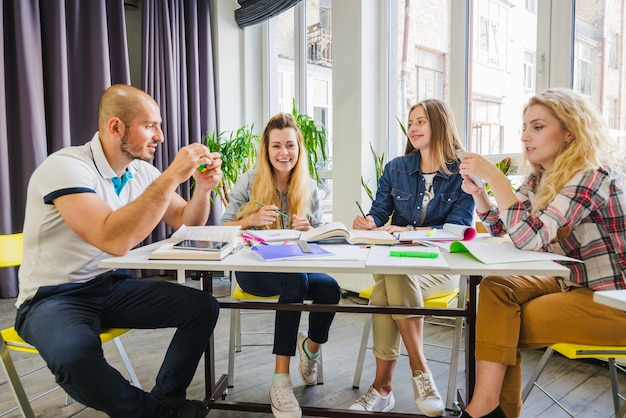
top-left (370, 273), bottom-right (459, 360)
top-left (476, 275), bottom-right (626, 418)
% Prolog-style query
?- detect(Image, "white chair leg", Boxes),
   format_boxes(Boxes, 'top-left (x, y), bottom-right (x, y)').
top-left (352, 313), bottom-right (372, 388)
top-left (522, 347), bottom-right (555, 401)
top-left (228, 307), bottom-right (239, 387)
top-left (113, 337), bottom-right (142, 389)
top-left (0, 338), bottom-right (36, 418)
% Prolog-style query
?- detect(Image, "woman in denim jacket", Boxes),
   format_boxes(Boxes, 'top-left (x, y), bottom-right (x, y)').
top-left (349, 99), bottom-right (475, 416)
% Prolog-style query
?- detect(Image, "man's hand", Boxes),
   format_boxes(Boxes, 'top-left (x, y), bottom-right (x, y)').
top-left (193, 151), bottom-right (222, 192)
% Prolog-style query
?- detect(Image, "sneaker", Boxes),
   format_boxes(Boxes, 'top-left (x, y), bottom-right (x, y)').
top-left (411, 371), bottom-right (445, 417)
top-left (296, 331), bottom-right (318, 385)
top-left (269, 376), bottom-right (302, 418)
top-left (152, 398), bottom-right (208, 418)
top-left (349, 385), bottom-right (395, 412)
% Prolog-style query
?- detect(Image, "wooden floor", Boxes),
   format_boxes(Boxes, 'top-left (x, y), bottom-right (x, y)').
top-left (0, 274), bottom-right (622, 418)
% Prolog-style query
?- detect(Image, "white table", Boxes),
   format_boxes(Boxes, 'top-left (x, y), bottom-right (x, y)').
top-left (100, 242), bottom-right (570, 417)
top-left (594, 289), bottom-right (626, 418)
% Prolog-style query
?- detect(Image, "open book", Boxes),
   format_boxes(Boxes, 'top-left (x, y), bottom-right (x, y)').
top-left (420, 236), bottom-right (583, 264)
top-left (394, 223), bottom-right (477, 242)
top-left (300, 222), bottom-right (398, 245)
top-left (149, 225), bottom-right (242, 260)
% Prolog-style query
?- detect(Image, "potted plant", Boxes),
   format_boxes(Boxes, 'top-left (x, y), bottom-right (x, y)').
top-left (200, 125), bottom-right (260, 207)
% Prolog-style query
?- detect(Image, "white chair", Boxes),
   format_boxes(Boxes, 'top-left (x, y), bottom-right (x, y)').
top-left (352, 284), bottom-right (465, 411)
top-left (0, 327), bottom-right (141, 418)
top-left (227, 272), bottom-right (323, 387)
top-left (522, 343), bottom-right (626, 417)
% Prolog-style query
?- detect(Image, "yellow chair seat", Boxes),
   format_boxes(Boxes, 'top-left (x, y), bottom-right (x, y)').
top-left (551, 342), bottom-right (626, 359)
top-left (0, 233), bottom-right (23, 268)
top-left (1, 327), bottom-right (131, 354)
top-left (358, 284), bottom-right (459, 308)
top-left (232, 284), bottom-right (280, 301)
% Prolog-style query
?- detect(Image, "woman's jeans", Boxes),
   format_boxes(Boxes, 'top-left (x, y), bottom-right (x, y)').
top-left (234, 271), bottom-right (341, 356)
top-left (15, 270), bottom-right (219, 418)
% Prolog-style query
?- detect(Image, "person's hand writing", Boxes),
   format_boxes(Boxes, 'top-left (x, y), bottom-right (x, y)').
top-left (353, 215), bottom-right (376, 230)
top-left (291, 214), bottom-right (311, 231)
top-left (247, 205), bottom-right (279, 227)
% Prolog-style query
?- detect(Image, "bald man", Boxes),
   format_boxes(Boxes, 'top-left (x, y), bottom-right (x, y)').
top-left (16, 84), bottom-right (220, 418)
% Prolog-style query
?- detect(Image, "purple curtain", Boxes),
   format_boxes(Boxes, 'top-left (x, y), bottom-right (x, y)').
top-left (0, 0), bottom-right (129, 298)
top-left (141, 0), bottom-right (220, 244)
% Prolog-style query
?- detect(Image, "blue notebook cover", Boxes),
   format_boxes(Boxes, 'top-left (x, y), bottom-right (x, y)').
top-left (251, 243), bottom-right (333, 261)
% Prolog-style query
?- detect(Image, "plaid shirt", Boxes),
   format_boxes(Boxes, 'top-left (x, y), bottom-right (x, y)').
top-left (478, 167), bottom-right (626, 290)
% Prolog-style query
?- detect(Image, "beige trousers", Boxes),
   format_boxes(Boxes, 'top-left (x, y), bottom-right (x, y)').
top-left (369, 273), bottom-right (459, 360)
top-left (476, 275), bottom-right (626, 418)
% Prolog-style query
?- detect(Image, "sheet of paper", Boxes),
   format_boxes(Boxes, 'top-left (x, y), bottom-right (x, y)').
top-left (365, 246), bottom-right (449, 269)
top-left (171, 225), bottom-right (241, 243)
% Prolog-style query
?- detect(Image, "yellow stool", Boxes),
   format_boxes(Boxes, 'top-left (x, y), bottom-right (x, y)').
top-left (352, 284), bottom-right (464, 411)
top-left (228, 281), bottom-right (323, 387)
top-left (0, 327), bottom-right (141, 418)
top-left (522, 343), bottom-right (626, 416)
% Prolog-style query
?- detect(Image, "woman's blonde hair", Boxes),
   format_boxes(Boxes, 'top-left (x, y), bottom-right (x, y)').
top-left (235, 113), bottom-right (312, 228)
top-left (524, 88), bottom-right (620, 212)
top-left (404, 99), bottom-right (464, 175)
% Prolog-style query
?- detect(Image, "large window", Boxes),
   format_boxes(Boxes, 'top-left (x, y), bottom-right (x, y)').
top-left (251, 0), bottom-right (626, 219)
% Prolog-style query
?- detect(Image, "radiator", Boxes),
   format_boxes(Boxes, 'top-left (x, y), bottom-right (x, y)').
top-left (331, 272), bottom-right (373, 293)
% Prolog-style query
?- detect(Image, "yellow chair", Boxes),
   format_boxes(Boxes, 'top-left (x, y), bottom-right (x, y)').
top-left (0, 232), bottom-right (141, 417)
top-left (522, 343), bottom-right (626, 417)
top-left (228, 274), bottom-right (323, 387)
top-left (352, 284), bottom-right (464, 411)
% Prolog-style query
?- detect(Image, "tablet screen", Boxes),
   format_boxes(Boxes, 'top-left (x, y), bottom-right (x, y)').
top-left (173, 240), bottom-right (229, 251)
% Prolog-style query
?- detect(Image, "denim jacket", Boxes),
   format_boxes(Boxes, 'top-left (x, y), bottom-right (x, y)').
top-left (368, 152), bottom-right (475, 229)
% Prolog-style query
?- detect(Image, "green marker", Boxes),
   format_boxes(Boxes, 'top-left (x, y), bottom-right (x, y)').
top-left (389, 250), bottom-right (439, 258)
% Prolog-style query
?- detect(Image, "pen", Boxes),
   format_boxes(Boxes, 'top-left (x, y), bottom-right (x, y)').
top-left (241, 234), bottom-right (268, 245)
top-left (427, 228), bottom-right (437, 237)
top-left (389, 250), bottom-right (439, 258)
top-left (255, 201), bottom-right (289, 218)
top-left (355, 201), bottom-right (367, 218)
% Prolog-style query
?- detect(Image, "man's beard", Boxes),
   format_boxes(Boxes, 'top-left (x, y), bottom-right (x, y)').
top-left (120, 134), bottom-right (154, 162)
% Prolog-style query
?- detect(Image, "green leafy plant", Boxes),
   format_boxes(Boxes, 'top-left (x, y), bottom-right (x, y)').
top-left (360, 142), bottom-right (385, 201)
top-left (291, 99), bottom-right (329, 183)
top-left (200, 125), bottom-right (260, 207)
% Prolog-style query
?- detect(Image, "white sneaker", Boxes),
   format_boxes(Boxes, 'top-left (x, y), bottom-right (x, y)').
top-left (269, 376), bottom-right (302, 418)
top-left (349, 385), bottom-right (395, 412)
top-left (296, 331), bottom-right (318, 385)
top-left (411, 371), bottom-right (445, 417)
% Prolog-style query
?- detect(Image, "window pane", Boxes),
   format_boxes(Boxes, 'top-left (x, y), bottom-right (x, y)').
top-left (391, 0), bottom-right (451, 159)
top-left (469, 0), bottom-right (537, 156)
top-left (575, 0), bottom-right (626, 154)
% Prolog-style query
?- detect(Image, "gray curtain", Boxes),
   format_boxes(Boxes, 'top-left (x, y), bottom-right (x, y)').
top-left (235, 0), bottom-right (302, 28)
top-left (0, 0), bottom-right (130, 298)
top-left (141, 0), bottom-right (220, 244)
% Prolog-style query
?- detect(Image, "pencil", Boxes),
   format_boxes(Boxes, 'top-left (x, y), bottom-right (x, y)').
top-left (355, 201), bottom-right (367, 218)
top-left (255, 201), bottom-right (289, 218)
